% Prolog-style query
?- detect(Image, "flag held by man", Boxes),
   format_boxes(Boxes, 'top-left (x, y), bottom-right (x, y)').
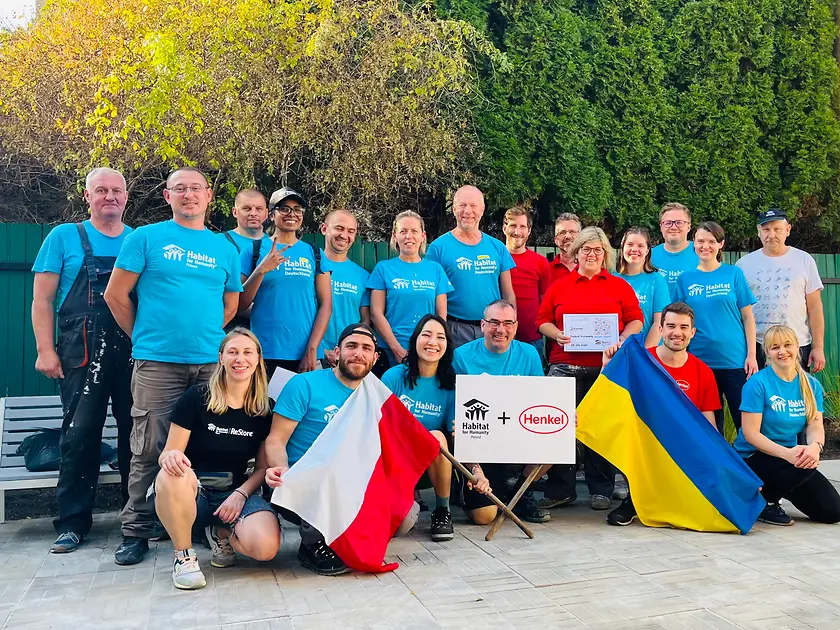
top-left (272, 374), bottom-right (441, 572)
top-left (577, 334), bottom-right (764, 534)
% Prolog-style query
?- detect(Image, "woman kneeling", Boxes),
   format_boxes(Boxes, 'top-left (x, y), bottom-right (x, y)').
top-left (155, 328), bottom-right (282, 590)
top-left (736, 325), bottom-right (840, 526)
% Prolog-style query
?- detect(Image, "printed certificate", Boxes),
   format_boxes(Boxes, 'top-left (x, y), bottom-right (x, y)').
top-left (562, 313), bottom-right (619, 352)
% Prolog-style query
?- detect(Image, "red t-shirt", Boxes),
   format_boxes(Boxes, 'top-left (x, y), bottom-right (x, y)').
top-left (536, 269), bottom-right (643, 367)
top-left (510, 249), bottom-right (551, 342)
top-left (649, 347), bottom-right (721, 412)
top-left (549, 257), bottom-right (574, 286)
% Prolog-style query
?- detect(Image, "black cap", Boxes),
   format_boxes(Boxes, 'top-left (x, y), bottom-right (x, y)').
top-left (336, 323), bottom-right (378, 348)
top-left (268, 187), bottom-right (306, 211)
top-left (758, 208), bottom-right (788, 225)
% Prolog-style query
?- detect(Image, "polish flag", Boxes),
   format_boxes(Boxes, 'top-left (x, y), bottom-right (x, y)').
top-left (271, 374), bottom-right (441, 573)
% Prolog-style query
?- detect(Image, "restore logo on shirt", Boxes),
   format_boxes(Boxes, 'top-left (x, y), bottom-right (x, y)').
top-left (206, 422), bottom-right (254, 437)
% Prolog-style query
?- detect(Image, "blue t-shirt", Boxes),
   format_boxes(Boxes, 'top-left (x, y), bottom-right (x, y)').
top-left (453, 339), bottom-right (544, 376)
top-left (274, 369), bottom-right (355, 466)
top-left (32, 221), bottom-right (133, 311)
top-left (425, 232), bottom-right (515, 321)
top-left (617, 271), bottom-right (671, 340)
top-left (733, 367), bottom-right (825, 457)
top-left (366, 258), bottom-right (452, 348)
top-left (319, 253), bottom-right (371, 354)
top-left (241, 239), bottom-right (326, 361)
top-left (675, 264), bottom-right (756, 369)
top-left (651, 243), bottom-right (700, 301)
top-left (220, 230), bottom-right (260, 254)
top-left (115, 220), bottom-right (242, 364)
top-left (381, 364), bottom-right (455, 433)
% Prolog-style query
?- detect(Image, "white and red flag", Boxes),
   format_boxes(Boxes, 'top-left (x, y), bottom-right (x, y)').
top-left (272, 374), bottom-right (440, 573)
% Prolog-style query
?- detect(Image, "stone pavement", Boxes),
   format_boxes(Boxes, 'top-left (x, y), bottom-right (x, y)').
top-left (2, 474), bottom-right (840, 630)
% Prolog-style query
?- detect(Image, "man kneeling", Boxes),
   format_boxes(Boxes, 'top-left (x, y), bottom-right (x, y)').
top-left (154, 329), bottom-right (281, 590)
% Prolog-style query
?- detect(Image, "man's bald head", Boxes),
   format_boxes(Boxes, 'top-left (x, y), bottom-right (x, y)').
top-left (452, 185), bottom-right (485, 232)
top-left (322, 208), bottom-right (359, 257)
top-left (234, 188), bottom-right (266, 207)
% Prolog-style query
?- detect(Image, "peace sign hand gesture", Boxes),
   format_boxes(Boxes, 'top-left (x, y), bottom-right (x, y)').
top-left (256, 236), bottom-right (291, 276)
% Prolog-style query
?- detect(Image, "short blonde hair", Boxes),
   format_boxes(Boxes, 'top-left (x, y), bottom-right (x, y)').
top-left (503, 205), bottom-right (532, 228)
top-left (570, 226), bottom-right (616, 271)
top-left (390, 211), bottom-right (427, 254)
top-left (659, 202), bottom-right (691, 222)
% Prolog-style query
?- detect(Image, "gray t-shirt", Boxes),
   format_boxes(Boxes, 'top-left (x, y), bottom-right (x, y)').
top-left (735, 247), bottom-right (823, 344)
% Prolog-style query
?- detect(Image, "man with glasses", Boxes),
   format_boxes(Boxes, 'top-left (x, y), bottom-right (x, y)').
top-left (426, 185), bottom-right (516, 348)
top-left (452, 299), bottom-right (548, 524)
top-left (651, 202), bottom-right (699, 300)
top-left (105, 167), bottom-right (243, 566)
top-left (549, 213), bottom-right (582, 285)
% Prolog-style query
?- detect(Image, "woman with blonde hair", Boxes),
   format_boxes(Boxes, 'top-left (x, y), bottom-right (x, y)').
top-left (153, 328), bottom-right (281, 590)
top-left (735, 324), bottom-right (840, 526)
top-left (367, 211), bottom-right (452, 368)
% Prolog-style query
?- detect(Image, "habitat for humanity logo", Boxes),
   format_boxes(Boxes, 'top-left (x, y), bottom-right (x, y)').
top-left (463, 398), bottom-right (489, 421)
top-left (399, 394), bottom-right (415, 411)
top-left (163, 244), bottom-right (185, 261)
top-left (285, 256), bottom-right (313, 277)
top-left (687, 283), bottom-right (704, 297)
top-left (770, 395), bottom-right (787, 413)
top-left (323, 405), bottom-right (340, 423)
top-left (162, 244), bottom-right (216, 269)
top-left (473, 254), bottom-right (498, 275)
top-left (206, 422), bottom-right (253, 437)
top-left (456, 257), bottom-right (473, 271)
top-left (391, 278), bottom-right (410, 289)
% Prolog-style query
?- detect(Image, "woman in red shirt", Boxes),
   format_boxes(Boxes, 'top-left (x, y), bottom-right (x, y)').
top-left (536, 226), bottom-right (643, 512)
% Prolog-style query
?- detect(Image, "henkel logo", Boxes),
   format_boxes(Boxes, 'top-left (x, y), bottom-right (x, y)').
top-left (676, 379), bottom-right (690, 391)
top-left (518, 405), bottom-right (569, 434)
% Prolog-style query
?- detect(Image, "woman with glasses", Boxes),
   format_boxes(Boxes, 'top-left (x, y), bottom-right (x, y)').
top-left (675, 221), bottom-right (757, 433)
top-left (616, 227), bottom-right (671, 347)
top-left (368, 211), bottom-right (453, 369)
top-left (382, 314), bottom-right (456, 542)
top-left (536, 227), bottom-right (643, 511)
top-left (239, 188), bottom-right (332, 376)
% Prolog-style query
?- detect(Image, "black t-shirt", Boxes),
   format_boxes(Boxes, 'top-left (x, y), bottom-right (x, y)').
top-left (171, 384), bottom-right (273, 486)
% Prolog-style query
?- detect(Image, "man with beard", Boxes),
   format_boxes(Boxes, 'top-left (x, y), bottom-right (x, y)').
top-left (604, 302), bottom-right (721, 526)
top-left (736, 209), bottom-right (825, 372)
top-left (549, 213), bottom-right (582, 285)
top-left (264, 324), bottom-right (403, 575)
top-left (222, 188), bottom-right (268, 329)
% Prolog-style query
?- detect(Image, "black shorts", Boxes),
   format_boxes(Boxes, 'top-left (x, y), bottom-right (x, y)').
top-left (460, 464), bottom-right (523, 511)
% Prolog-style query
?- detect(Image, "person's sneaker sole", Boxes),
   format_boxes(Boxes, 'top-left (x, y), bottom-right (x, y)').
top-left (606, 514), bottom-right (637, 526)
top-left (757, 516), bottom-right (795, 526)
top-left (297, 551), bottom-right (351, 576)
top-left (430, 531), bottom-right (455, 542)
top-left (173, 575), bottom-right (207, 590)
top-left (538, 496), bottom-right (576, 509)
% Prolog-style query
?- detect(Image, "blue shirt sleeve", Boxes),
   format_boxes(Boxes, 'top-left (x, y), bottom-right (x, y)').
top-left (452, 349), bottom-right (467, 375)
top-left (739, 373), bottom-right (766, 413)
top-left (32, 226), bottom-right (68, 274)
top-left (115, 229), bottom-right (147, 273)
top-left (499, 241), bottom-right (516, 272)
top-left (652, 272), bottom-right (671, 313)
top-left (360, 288), bottom-right (371, 308)
top-left (435, 263), bottom-right (454, 295)
top-left (425, 240), bottom-right (441, 265)
top-left (733, 265), bottom-right (756, 309)
top-left (225, 247), bottom-right (243, 292)
top-left (366, 262), bottom-right (388, 290)
top-left (273, 375), bottom-right (309, 422)
top-left (239, 241), bottom-right (259, 277)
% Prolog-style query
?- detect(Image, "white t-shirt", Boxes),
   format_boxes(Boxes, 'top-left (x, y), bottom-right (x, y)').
top-left (735, 247), bottom-right (823, 344)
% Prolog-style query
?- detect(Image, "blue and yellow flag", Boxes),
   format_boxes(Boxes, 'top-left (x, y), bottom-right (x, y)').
top-left (576, 335), bottom-right (764, 534)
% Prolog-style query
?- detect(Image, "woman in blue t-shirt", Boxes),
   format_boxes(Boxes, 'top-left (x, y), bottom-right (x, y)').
top-left (368, 211), bottom-right (452, 368)
top-left (735, 325), bottom-right (840, 526)
top-left (616, 227), bottom-right (671, 347)
top-left (381, 314), bottom-right (456, 542)
top-left (675, 221), bottom-right (757, 433)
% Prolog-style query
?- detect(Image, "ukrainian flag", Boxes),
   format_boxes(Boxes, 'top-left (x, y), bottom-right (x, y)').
top-left (577, 335), bottom-right (764, 534)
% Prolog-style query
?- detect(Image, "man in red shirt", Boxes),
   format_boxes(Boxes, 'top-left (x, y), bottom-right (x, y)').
top-left (503, 206), bottom-right (551, 361)
top-left (549, 213), bottom-right (581, 285)
top-left (605, 301), bottom-right (721, 526)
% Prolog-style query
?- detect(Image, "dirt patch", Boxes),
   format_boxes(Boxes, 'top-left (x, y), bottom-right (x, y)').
top-left (5, 485), bottom-right (123, 522)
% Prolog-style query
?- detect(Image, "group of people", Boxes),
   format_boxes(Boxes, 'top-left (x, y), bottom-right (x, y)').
top-left (31, 167), bottom-right (840, 591)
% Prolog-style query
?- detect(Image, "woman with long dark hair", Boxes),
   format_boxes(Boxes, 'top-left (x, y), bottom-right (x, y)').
top-left (381, 314), bottom-right (456, 542)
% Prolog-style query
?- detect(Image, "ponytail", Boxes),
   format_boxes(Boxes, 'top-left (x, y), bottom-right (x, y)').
top-left (793, 356), bottom-right (819, 424)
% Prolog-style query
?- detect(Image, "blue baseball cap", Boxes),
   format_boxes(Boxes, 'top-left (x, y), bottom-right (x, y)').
top-left (758, 208), bottom-right (788, 225)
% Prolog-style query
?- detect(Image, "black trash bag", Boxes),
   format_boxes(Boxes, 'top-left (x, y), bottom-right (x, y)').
top-left (15, 429), bottom-right (119, 472)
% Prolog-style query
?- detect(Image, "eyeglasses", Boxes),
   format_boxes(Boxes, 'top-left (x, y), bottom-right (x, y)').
top-left (167, 185), bottom-right (209, 195)
top-left (580, 246), bottom-right (605, 256)
top-left (556, 229), bottom-right (580, 237)
top-left (661, 220), bottom-right (689, 228)
top-left (276, 206), bottom-right (304, 217)
top-left (483, 318), bottom-right (517, 329)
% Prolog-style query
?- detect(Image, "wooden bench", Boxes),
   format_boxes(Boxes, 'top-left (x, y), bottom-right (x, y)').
top-left (0, 396), bottom-right (120, 523)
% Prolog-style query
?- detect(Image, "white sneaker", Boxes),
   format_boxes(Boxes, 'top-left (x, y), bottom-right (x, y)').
top-left (172, 549), bottom-right (206, 590)
top-left (205, 526), bottom-right (237, 568)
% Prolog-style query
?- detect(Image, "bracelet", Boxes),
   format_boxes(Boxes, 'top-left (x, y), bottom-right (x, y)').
top-left (816, 442), bottom-right (825, 454)
top-left (233, 488), bottom-right (249, 500)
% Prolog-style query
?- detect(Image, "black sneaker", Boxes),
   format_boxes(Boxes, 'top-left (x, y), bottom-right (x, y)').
top-left (536, 495), bottom-right (576, 510)
top-left (606, 496), bottom-right (637, 526)
top-left (51, 532), bottom-right (82, 553)
top-left (513, 494), bottom-right (551, 523)
top-left (757, 503), bottom-right (794, 526)
top-left (430, 507), bottom-right (454, 542)
top-left (114, 536), bottom-right (149, 565)
top-left (298, 540), bottom-right (351, 576)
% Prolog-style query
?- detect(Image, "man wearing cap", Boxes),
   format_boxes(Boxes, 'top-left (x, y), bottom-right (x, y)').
top-left (426, 185), bottom-right (516, 348)
top-left (264, 324), bottom-right (417, 575)
top-left (319, 209), bottom-right (370, 366)
top-left (239, 187), bottom-right (332, 376)
top-left (651, 202), bottom-right (699, 300)
top-left (105, 167), bottom-right (243, 566)
top-left (736, 209), bottom-right (825, 371)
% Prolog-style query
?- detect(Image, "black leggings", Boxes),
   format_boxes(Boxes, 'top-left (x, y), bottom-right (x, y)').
top-left (746, 452), bottom-right (840, 524)
top-left (712, 368), bottom-right (746, 433)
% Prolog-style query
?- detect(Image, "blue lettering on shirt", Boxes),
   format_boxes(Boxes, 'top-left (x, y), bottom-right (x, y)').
top-left (425, 232), bottom-right (515, 321)
top-left (115, 220), bottom-right (242, 364)
top-left (651, 243), bottom-right (700, 301)
top-left (616, 271), bottom-right (671, 340)
top-left (32, 220), bottom-right (133, 310)
top-left (382, 364), bottom-right (455, 433)
top-left (319, 253), bottom-right (371, 354)
top-left (453, 339), bottom-right (544, 376)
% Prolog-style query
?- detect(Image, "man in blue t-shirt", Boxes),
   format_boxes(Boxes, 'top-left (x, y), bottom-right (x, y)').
top-left (32, 167), bottom-right (134, 555)
top-left (651, 202), bottom-right (699, 300)
top-left (426, 185), bottom-right (517, 348)
top-left (318, 209), bottom-right (370, 366)
top-left (104, 167), bottom-right (243, 566)
top-left (452, 300), bottom-right (549, 526)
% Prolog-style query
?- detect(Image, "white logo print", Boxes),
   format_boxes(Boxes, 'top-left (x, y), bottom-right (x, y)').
top-left (163, 244), bottom-right (186, 261)
top-left (770, 395), bottom-right (787, 413)
top-left (323, 405), bottom-right (340, 423)
top-left (399, 394), bottom-right (415, 410)
top-left (456, 257), bottom-right (473, 271)
top-left (687, 283), bottom-right (704, 297)
top-left (207, 422), bottom-right (217, 432)
top-left (391, 278), bottom-right (410, 290)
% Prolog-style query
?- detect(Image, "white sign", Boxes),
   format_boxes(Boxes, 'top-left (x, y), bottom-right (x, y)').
top-left (563, 313), bottom-right (619, 352)
top-left (454, 375), bottom-right (576, 464)
top-left (268, 367), bottom-right (297, 400)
